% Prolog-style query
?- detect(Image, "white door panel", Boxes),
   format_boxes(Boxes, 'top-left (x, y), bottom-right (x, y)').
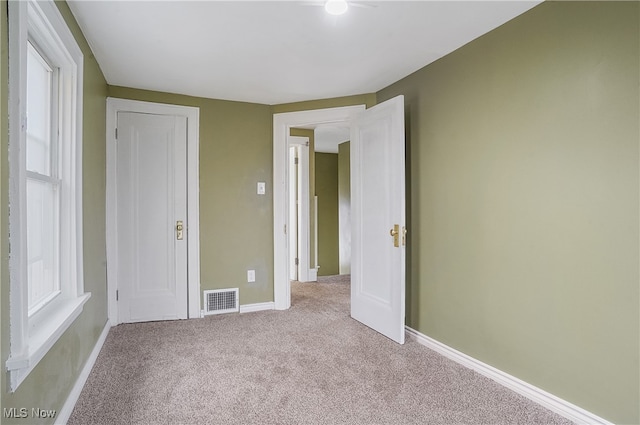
top-left (288, 136), bottom-right (311, 282)
top-left (289, 145), bottom-right (298, 281)
top-left (116, 112), bottom-right (188, 323)
top-left (351, 95), bottom-right (406, 344)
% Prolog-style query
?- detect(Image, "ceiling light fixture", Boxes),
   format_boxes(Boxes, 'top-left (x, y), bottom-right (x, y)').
top-left (325, 0), bottom-right (349, 16)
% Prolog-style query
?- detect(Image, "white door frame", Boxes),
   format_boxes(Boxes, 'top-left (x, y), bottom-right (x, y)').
top-left (289, 136), bottom-right (312, 282)
top-left (288, 145), bottom-right (298, 281)
top-left (273, 105), bottom-right (365, 310)
top-left (106, 98), bottom-right (201, 324)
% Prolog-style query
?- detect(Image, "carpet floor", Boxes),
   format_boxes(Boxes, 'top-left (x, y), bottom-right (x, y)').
top-left (69, 276), bottom-right (573, 425)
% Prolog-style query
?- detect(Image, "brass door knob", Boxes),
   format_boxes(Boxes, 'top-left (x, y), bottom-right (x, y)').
top-left (390, 224), bottom-right (399, 247)
top-left (176, 220), bottom-right (184, 240)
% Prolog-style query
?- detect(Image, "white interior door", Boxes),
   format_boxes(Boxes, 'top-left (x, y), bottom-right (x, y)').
top-left (350, 95), bottom-right (406, 344)
top-left (289, 136), bottom-right (311, 282)
top-left (289, 145), bottom-right (298, 281)
top-left (116, 111), bottom-right (188, 323)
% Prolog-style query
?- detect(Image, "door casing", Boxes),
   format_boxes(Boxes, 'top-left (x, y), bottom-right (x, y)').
top-left (289, 145), bottom-right (298, 281)
top-left (289, 136), bottom-right (313, 282)
top-left (273, 105), bottom-right (365, 310)
top-left (106, 98), bottom-right (201, 324)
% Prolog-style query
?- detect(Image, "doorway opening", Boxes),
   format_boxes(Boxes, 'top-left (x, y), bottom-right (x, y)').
top-left (273, 105), bottom-right (365, 310)
top-left (313, 124), bottom-right (352, 278)
top-left (288, 124), bottom-right (352, 302)
top-left (274, 96), bottom-right (407, 344)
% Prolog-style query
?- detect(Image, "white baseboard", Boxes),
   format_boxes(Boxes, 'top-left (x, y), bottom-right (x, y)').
top-left (309, 268), bottom-right (318, 281)
top-left (56, 321), bottom-right (111, 425)
top-left (240, 302), bottom-right (275, 314)
top-left (405, 327), bottom-right (612, 425)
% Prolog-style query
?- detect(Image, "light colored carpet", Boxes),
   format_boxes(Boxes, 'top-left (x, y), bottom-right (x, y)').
top-left (69, 276), bottom-right (573, 425)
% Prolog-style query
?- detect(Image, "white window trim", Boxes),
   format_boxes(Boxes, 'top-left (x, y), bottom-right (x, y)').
top-left (6, 0), bottom-right (89, 391)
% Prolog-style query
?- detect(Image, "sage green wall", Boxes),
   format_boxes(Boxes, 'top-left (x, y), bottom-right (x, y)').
top-left (1, 1), bottom-right (110, 423)
top-left (337, 142), bottom-right (350, 275)
top-left (272, 94), bottom-right (376, 114)
top-left (108, 86), bottom-right (273, 305)
top-left (377, 2), bottom-right (639, 423)
top-left (315, 153), bottom-right (339, 276)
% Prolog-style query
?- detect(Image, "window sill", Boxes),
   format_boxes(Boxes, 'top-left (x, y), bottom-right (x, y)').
top-left (5, 292), bottom-right (91, 391)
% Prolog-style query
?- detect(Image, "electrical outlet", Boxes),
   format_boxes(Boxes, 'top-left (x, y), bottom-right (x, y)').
top-left (247, 270), bottom-right (256, 283)
top-left (257, 182), bottom-right (266, 195)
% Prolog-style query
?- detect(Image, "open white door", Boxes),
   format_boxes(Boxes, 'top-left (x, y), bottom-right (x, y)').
top-left (288, 136), bottom-right (311, 282)
top-left (289, 146), bottom-right (299, 281)
top-left (350, 95), bottom-right (406, 344)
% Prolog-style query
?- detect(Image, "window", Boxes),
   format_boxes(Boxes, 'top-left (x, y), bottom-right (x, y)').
top-left (26, 42), bottom-right (61, 316)
top-left (6, 0), bottom-right (90, 391)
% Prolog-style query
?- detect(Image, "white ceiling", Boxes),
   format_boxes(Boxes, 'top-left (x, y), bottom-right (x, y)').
top-left (67, 1), bottom-right (541, 106)
top-left (315, 125), bottom-right (350, 153)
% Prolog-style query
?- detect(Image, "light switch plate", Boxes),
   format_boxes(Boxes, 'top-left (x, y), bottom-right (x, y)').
top-left (257, 182), bottom-right (266, 195)
top-left (247, 270), bottom-right (256, 282)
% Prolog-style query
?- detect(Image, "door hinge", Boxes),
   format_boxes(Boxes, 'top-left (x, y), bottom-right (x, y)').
top-left (284, 224), bottom-right (287, 234)
top-left (115, 127), bottom-right (118, 140)
top-left (116, 290), bottom-right (119, 301)
top-left (294, 157), bottom-right (299, 165)
top-left (295, 258), bottom-right (299, 266)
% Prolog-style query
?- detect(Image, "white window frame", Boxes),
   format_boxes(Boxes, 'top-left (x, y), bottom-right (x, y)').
top-left (6, 0), bottom-right (90, 391)
top-left (25, 41), bottom-right (61, 317)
